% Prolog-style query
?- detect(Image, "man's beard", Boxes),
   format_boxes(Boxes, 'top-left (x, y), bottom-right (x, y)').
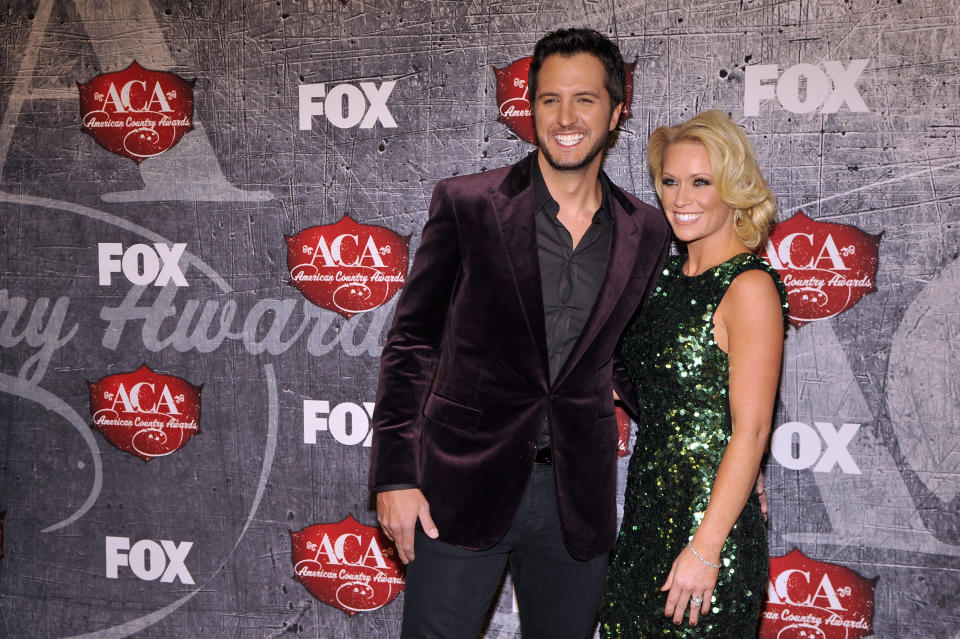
top-left (536, 130), bottom-right (608, 171)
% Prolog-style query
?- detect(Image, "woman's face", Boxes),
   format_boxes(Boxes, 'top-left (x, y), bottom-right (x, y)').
top-left (659, 141), bottom-right (735, 246)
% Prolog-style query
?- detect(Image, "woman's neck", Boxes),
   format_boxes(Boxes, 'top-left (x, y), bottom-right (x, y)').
top-left (682, 236), bottom-right (751, 276)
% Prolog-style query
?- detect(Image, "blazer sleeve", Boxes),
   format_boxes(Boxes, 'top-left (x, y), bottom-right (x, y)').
top-left (612, 357), bottom-right (637, 418)
top-left (613, 217), bottom-right (671, 419)
top-left (368, 179), bottom-right (462, 491)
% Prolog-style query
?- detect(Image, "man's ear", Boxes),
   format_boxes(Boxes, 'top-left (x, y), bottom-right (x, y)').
top-left (608, 102), bottom-right (624, 131)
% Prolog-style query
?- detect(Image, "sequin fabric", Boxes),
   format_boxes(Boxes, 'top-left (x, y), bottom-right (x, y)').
top-left (600, 252), bottom-right (788, 638)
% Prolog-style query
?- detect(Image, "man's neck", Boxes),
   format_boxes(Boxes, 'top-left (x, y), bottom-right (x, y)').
top-left (537, 152), bottom-right (604, 220)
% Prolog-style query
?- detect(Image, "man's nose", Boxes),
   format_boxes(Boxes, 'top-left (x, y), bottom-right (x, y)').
top-left (557, 100), bottom-right (576, 126)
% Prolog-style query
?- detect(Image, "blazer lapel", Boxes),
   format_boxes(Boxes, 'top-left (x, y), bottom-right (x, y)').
top-left (489, 154), bottom-right (550, 377)
top-left (553, 182), bottom-right (646, 386)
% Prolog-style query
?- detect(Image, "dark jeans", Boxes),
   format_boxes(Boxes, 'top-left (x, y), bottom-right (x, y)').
top-left (400, 464), bottom-right (609, 639)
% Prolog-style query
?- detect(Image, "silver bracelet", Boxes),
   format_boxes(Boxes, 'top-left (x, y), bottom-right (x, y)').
top-left (688, 542), bottom-right (721, 569)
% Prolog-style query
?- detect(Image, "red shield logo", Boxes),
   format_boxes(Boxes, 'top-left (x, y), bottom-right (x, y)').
top-left (616, 405), bottom-right (631, 459)
top-left (285, 216), bottom-right (409, 319)
top-left (763, 211), bottom-right (880, 327)
top-left (760, 549), bottom-right (876, 639)
top-left (78, 60), bottom-right (195, 163)
top-left (87, 365), bottom-right (202, 461)
top-left (290, 515), bottom-right (405, 615)
top-left (494, 57), bottom-right (635, 144)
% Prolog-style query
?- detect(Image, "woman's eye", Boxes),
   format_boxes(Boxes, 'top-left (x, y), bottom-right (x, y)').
top-left (661, 178), bottom-right (677, 186)
top-left (694, 178), bottom-right (711, 186)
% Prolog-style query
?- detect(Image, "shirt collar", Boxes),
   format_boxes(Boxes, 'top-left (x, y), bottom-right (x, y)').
top-left (533, 152), bottom-right (612, 223)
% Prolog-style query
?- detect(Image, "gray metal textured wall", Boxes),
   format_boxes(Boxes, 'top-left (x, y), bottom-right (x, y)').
top-left (0, 0), bottom-right (957, 637)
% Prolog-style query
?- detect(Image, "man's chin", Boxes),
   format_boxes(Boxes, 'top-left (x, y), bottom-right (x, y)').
top-left (538, 141), bottom-right (605, 172)
top-left (540, 147), bottom-right (598, 171)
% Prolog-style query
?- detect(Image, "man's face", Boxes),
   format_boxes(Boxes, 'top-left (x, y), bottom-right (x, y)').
top-left (533, 52), bottom-right (623, 172)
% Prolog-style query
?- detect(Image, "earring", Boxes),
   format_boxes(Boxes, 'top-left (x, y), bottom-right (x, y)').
top-left (734, 209), bottom-right (744, 229)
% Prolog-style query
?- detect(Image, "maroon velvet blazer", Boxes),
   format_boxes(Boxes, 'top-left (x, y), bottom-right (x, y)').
top-left (369, 153), bottom-right (670, 560)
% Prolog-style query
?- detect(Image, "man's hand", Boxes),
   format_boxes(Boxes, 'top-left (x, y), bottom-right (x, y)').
top-left (756, 471), bottom-right (768, 522)
top-left (376, 488), bottom-right (439, 564)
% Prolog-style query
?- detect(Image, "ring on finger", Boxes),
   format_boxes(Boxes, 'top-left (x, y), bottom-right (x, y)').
top-left (690, 595), bottom-right (704, 607)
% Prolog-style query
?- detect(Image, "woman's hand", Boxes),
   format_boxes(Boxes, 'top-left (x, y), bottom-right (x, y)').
top-left (661, 545), bottom-right (719, 626)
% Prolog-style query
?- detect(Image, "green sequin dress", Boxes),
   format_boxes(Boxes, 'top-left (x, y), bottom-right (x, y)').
top-left (600, 252), bottom-right (788, 638)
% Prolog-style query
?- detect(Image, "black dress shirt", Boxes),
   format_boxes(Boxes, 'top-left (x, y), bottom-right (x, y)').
top-left (533, 158), bottom-right (613, 446)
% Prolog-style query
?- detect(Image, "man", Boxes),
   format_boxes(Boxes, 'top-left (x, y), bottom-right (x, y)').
top-left (369, 28), bottom-right (671, 638)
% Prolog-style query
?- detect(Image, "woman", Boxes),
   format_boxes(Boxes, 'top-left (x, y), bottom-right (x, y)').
top-left (600, 110), bottom-right (787, 637)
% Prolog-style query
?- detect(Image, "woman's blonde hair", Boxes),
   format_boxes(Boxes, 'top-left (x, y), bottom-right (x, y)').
top-left (647, 110), bottom-right (776, 250)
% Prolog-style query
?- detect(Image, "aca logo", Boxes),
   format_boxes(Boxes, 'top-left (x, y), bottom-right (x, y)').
top-left (304, 400), bottom-right (375, 447)
top-left (87, 365), bottom-right (202, 461)
top-left (285, 216), bottom-right (409, 319)
top-left (771, 421), bottom-right (861, 475)
top-left (762, 211), bottom-right (880, 327)
top-left (760, 549), bottom-right (876, 639)
top-left (78, 60), bottom-right (194, 163)
top-left (744, 60), bottom-right (869, 116)
top-left (493, 57), bottom-right (635, 144)
top-left (98, 243), bottom-right (188, 287)
top-left (290, 515), bottom-right (404, 615)
top-left (299, 80), bottom-right (397, 130)
top-left (105, 536), bottom-right (194, 584)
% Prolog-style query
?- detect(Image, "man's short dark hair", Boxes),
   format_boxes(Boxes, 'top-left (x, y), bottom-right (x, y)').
top-left (528, 28), bottom-right (626, 108)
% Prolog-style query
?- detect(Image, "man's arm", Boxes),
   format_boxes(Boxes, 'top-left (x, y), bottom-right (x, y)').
top-left (612, 356), bottom-right (638, 417)
top-left (615, 222), bottom-right (671, 418)
top-left (369, 179), bottom-right (462, 562)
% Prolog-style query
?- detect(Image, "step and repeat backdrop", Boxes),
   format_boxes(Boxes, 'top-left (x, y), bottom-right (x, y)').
top-left (0, 0), bottom-right (957, 637)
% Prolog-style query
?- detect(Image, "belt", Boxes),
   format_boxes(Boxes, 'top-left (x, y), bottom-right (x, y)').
top-left (534, 446), bottom-right (552, 464)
